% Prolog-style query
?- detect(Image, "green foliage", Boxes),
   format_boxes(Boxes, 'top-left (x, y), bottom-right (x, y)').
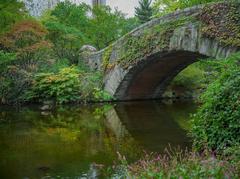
top-left (92, 88), bottom-right (113, 101)
top-left (152, 0), bottom-right (223, 17)
top-left (88, 5), bottom-right (132, 49)
top-left (44, 19), bottom-right (85, 64)
top-left (0, 50), bottom-right (16, 71)
top-left (0, 1), bottom-right (130, 104)
top-left (135, 0), bottom-right (153, 24)
top-left (117, 17), bottom-right (192, 68)
top-left (191, 53), bottom-right (240, 151)
top-left (121, 17), bottom-right (140, 34)
top-left (39, 58), bottom-right (70, 73)
top-left (171, 62), bottom-right (205, 90)
top-left (0, 51), bottom-right (33, 104)
top-left (0, 66), bottom-right (32, 104)
top-left (41, 1), bottom-right (138, 68)
top-left (79, 71), bottom-right (112, 101)
top-left (0, 20), bottom-right (53, 104)
top-left (0, 20), bottom-right (52, 70)
top-left (102, 44), bottom-right (113, 71)
top-left (25, 66), bottom-right (112, 104)
top-left (50, 1), bottom-right (90, 30)
top-left (42, 2), bottom-right (89, 64)
top-left (25, 66), bottom-right (81, 104)
top-left (43, 1), bottom-right (137, 53)
top-left (0, 0), bottom-right (26, 34)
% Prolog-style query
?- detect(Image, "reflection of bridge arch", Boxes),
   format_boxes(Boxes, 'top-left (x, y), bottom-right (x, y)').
top-left (84, 2), bottom-right (240, 101)
top-left (104, 102), bottom-right (194, 151)
top-left (104, 107), bottom-right (129, 139)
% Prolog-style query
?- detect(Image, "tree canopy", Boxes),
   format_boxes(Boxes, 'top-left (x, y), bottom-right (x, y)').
top-left (135, 0), bottom-right (153, 24)
top-left (0, 0), bottom-right (27, 34)
top-left (152, 0), bottom-right (225, 17)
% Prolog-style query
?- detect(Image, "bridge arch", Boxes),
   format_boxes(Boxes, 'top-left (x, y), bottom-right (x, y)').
top-left (83, 2), bottom-right (240, 101)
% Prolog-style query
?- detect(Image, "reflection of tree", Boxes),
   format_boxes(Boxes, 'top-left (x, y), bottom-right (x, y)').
top-left (103, 132), bottom-right (143, 163)
top-left (0, 104), bottom-right (143, 177)
top-left (161, 100), bottom-right (197, 131)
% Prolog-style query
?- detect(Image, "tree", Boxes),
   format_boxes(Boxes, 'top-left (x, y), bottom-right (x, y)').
top-left (0, 20), bottom-right (52, 70)
top-left (44, 20), bottom-right (86, 64)
top-left (0, 20), bottom-right (54, 104)
top-left (152, 0), bottom-right (223, 17)
top-left (135, 0), bottom-right (153, 24)
top-left (44, 1), bottom-right (138, 54)
top-left (88, 5), bottom-right (130, 49)
top-left (50, 1), bottom-right (91, 34)
top-left (122, 17), bottom-right (140, 34)
top-left (42, 2), bottom-right (90, 64)
top-left (0, 0), bottom-right (27, 34)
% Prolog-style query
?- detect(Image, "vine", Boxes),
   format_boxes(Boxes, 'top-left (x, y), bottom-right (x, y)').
top-left (102, 44), bottom-right (113, 72)
top-left (116, 17), bottom-right (194, 68)
top-left (198, 2), bottom-right (240, 47)
top-left (101, 2), bottom-right (240, 70)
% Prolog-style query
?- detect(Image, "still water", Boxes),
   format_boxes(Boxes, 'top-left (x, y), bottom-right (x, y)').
top-left (0, 101), bottom-right (197, 178)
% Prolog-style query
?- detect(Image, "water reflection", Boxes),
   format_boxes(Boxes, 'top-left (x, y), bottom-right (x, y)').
top-left (113, 101), bottom-right (195, 151)
top-left (0, 101), bottom-right (196, 178)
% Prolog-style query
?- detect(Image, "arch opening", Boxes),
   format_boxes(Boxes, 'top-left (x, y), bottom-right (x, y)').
top-left (114, 51), bottom-right (208, 101)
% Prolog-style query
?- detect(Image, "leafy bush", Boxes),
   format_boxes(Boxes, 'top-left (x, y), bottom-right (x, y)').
top-left (191, 53), bottom-right (240, 151)
top-left (0, 66), bottom-right (32, 104)
top-left (25, 66), bottom-right (112, 104)
top-left (26, 66), bottom-right (82, 104)
top-left (78, 71), bottom-right (112, 101)
top-left (0, 51), bottom-right (33, 104)
top-left (0, 51), bottom-right (16, 71)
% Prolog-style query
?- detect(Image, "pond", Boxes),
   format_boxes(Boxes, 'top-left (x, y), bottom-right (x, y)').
top-left (0, 100), bottom-right (197, 178)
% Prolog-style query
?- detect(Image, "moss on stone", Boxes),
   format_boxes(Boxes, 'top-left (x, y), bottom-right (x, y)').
top-left (115, 17), bottom-right (194, 68)
top-left (102, 44), bottom-right (113, 72)
top-left (101, 2), bottom-right (240, 70)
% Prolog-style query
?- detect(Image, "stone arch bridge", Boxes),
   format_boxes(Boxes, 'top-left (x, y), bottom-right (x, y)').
top-left (82, 2), bottom-right (240, 101)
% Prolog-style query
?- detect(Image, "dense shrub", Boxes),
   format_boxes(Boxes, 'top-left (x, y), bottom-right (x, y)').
top-left (25, 66), bottom-right (82, 104)
top-left (79, 71), bottom-right (112, 101)
top-left (0, 66), bottom-right (32, 104)
top-left (0, 51), bottom-right (33, 104)
top-left (0, 50), bottom-right (16, 71)
top-left (25, 66), bottom-right (112, 104)
top-left (191, 53), bottom-right (240, 151)
top-left (0, 20), bottom-right (53, 104)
